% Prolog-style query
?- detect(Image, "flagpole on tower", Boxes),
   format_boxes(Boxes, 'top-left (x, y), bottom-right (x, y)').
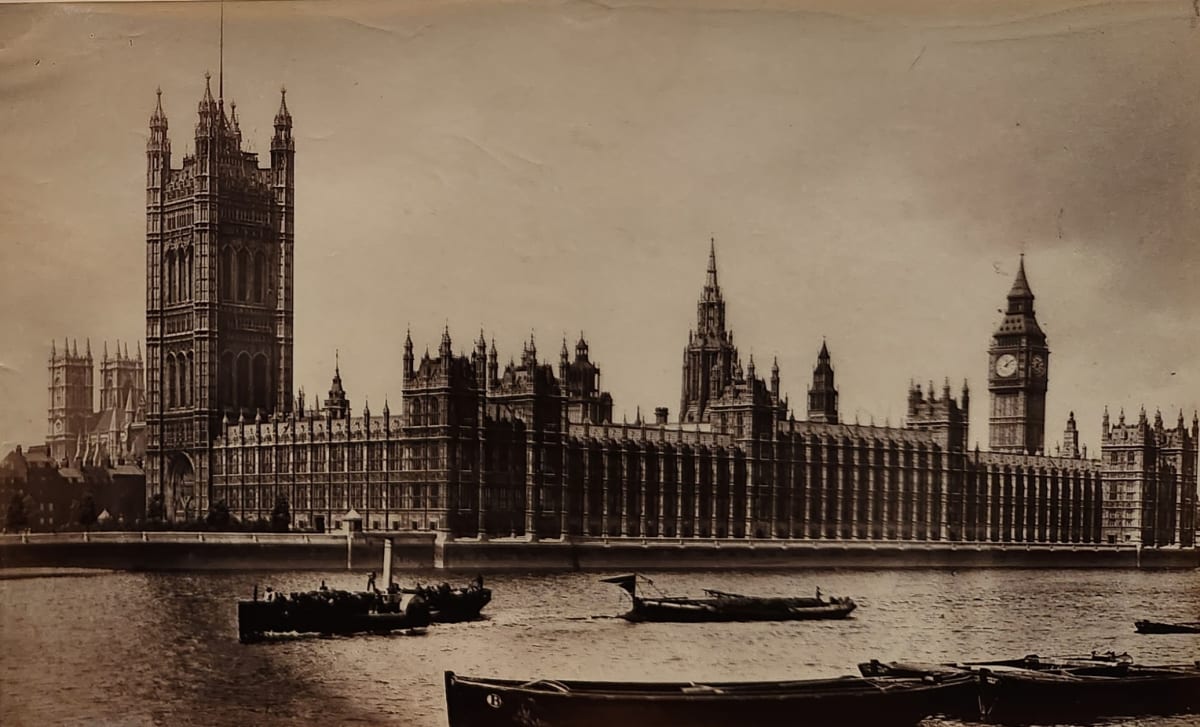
top-left (218, 0), bottom-right (224, 102)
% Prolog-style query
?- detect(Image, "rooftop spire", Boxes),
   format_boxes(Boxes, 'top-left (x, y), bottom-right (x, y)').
top-left (706, 237), bottom-right (719, 291)
top-left (150, 87), bottom-right (167, 126)
top-left (1008, 253), bottom-right (1034, 300)
top-left (275, 85), bottom-right (291, 125)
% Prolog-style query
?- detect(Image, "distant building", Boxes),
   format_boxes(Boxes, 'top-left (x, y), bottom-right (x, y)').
top-left (46, 339), bottom-right (146, 468)
top-left (0, 444), bottom-right (145, 531)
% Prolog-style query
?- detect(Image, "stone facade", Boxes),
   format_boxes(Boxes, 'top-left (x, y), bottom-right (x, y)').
top-left (204, 247), bottom-right (1195, 546)
top-left (144, 77), bottom-right (294, 521)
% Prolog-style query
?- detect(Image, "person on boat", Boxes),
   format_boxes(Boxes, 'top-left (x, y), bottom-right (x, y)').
top-left (815, 587), bottom-right (822, 600)
top-left (367, 571), bottom-right (377, 592)
top-left (320, 580), bottom-right (328, 591)
top-left (471, 574), bottom-right (484, 590)
top-left (438, 582), bottom-right (452, 598)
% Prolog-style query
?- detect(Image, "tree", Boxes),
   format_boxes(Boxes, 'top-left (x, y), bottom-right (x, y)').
top-left (78, 493), bottom-right (98, 528)
top-left (270, 496), bottom-right (291, 533)
top-left (5, 493), bottom-right (27, 531)
top-left (205, 500), bottom-right (232, 530)
top-left (147, 493), bottom-right (166, 523)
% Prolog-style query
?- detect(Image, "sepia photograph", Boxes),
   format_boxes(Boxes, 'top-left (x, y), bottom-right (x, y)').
top-left (1, 0), bottom-right (1198, 725)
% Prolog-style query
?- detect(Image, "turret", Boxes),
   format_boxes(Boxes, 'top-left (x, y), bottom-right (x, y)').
top-left (807, 341), bottom-right (839, 424)
top-left (559, 336), bottom-right (569, 383)
top-left (403, 328), bottom-right (414, 379)
top-left (439, 325), bottom-right (452, 361)
top-left (487, 339), bottom-right (499, 389)
top-left (1062, 411), bottom-right (1080, 458)
top-left (770, 357), bottom-right (780, 399)
top-left (474, 330), bottom-right (488, 390)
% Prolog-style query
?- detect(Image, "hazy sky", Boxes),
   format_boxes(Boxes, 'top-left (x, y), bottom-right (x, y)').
top-left (1, 0), bottom-right (1197, 455)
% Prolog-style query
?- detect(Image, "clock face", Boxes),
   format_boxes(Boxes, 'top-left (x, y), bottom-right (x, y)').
top-left (1031, 355), bottom-right (1047, 378)
top-left (995, 353), bottom-right (1018, 378)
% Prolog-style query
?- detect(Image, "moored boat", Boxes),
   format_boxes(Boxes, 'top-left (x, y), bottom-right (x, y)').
top-left (601, 574), bottom-right (857, 623)
top-left (975, 660), bottom-right (1200, 723)
top-left (860, 653), bottom-right (1200, 723)
top-left (1135, 619), bottom-right (1200, 634)
top-left (444, 670), bottom-right (977, 727)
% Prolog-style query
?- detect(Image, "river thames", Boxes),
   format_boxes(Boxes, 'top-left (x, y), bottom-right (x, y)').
top-left (2, 567), bottom-right (1198, 726)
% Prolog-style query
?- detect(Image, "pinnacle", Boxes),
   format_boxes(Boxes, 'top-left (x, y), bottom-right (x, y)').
top-left (1008, 254), bottom-right (1034, 299)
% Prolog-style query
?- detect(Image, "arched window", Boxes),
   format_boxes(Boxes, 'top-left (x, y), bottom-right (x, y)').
top-left (185, 351), bottom-right (195, 406)
top-left (185, 248), bottom-right (194, 301)
top-left (254, 253), bottom-right (267, 303)
top-left (165, 354), bottom-right (176, 408)
top-left (219, 351), bottom-right (235, 412)
top-left (428, 398), bottom-right (440, 426)
top-left (237, 249), bottom-right (250, 302)
top-left (252, 354), bottom-right (270, 413)
top-left (236, 353), bottom-right (251, 411)
top-left (411, 399), bottom-right (422, 426)
top-left (221, 247), bottom-right (234, 302)
top-left (164, 250), bottom-right (176, 304)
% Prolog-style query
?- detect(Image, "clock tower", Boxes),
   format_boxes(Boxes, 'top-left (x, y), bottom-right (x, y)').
top-left (988, 255), bottom-right (1049, 454)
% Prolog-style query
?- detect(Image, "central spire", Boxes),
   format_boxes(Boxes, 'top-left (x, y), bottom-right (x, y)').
top-left (706, 237), bottom-right (719, 292)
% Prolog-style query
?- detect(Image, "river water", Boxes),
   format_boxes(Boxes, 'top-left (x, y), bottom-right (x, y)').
top-left (2, 568), bottom-right (1198, 727)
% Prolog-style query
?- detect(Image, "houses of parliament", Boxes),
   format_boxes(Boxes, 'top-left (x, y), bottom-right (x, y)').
top-left (42, 75), bottom-right (1200, 548)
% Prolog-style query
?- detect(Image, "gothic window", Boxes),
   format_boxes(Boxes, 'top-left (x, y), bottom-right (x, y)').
top-left (164, 250), bottom-right (176, 304)
top-left (237, 248), bottom-right (250, 302)
top-left (185, 247), bottom-right (194, 300)
top-left (175, 251), bottom-right (185, 303)
top-left (219, 351), bottom-right (235, 412)
top-left (221, 247), bottom-right (234, 301)
top-left (165, 354), bottom-right (176, 408)
top-left (411, 400), bottom-right (422, 427)
top-left (236, 352), bottom-right (251, 412)
top-left (428, 398), bottom-right (439, 426)
top-left (254, 252), bottom-right (267, 303)
top-left (180, 351), bottom-right (190, 407)
top-left (252, 354), bottom-right (270, 414)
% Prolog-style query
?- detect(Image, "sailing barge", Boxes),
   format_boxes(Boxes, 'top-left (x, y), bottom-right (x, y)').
top-left (444, 670), bottom-right (976, 727)
top-left (602, 574), bottom-right (857, 623)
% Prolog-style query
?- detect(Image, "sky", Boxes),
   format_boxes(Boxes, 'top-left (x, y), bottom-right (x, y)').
top-left (1, 0), bottom-right (1197, 456)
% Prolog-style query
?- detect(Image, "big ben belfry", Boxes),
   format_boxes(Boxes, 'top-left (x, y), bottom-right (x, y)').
top-left (988, 255), bottom-right (1049, 454)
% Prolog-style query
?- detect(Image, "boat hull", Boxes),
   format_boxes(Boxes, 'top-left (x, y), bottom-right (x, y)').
top-left (978, 666), bottom-right (1200, 723)
top-left (444, 671), bottom-right (976, 727)
top-left (1135, 620), bottom-right (1200, 634)
top-left (237, 597), bottom-right (430, 642)
top-left (624, 598), bottom-right (857, 623)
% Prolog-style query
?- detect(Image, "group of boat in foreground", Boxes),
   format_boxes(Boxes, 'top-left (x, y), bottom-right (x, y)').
top-left (234, 567), bottom-right (1198, 725)
top-left (446, 651), bottom-right (1200, 727)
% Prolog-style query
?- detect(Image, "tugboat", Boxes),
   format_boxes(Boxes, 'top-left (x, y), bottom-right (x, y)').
top-left (237, 540), bottom-right (491, 642)
top-left (238, 581), bottom-right (431, 643)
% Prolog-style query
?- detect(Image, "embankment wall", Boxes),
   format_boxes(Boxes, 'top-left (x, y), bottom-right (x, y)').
top-left (2, 533), bottom-right (1195, 572)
